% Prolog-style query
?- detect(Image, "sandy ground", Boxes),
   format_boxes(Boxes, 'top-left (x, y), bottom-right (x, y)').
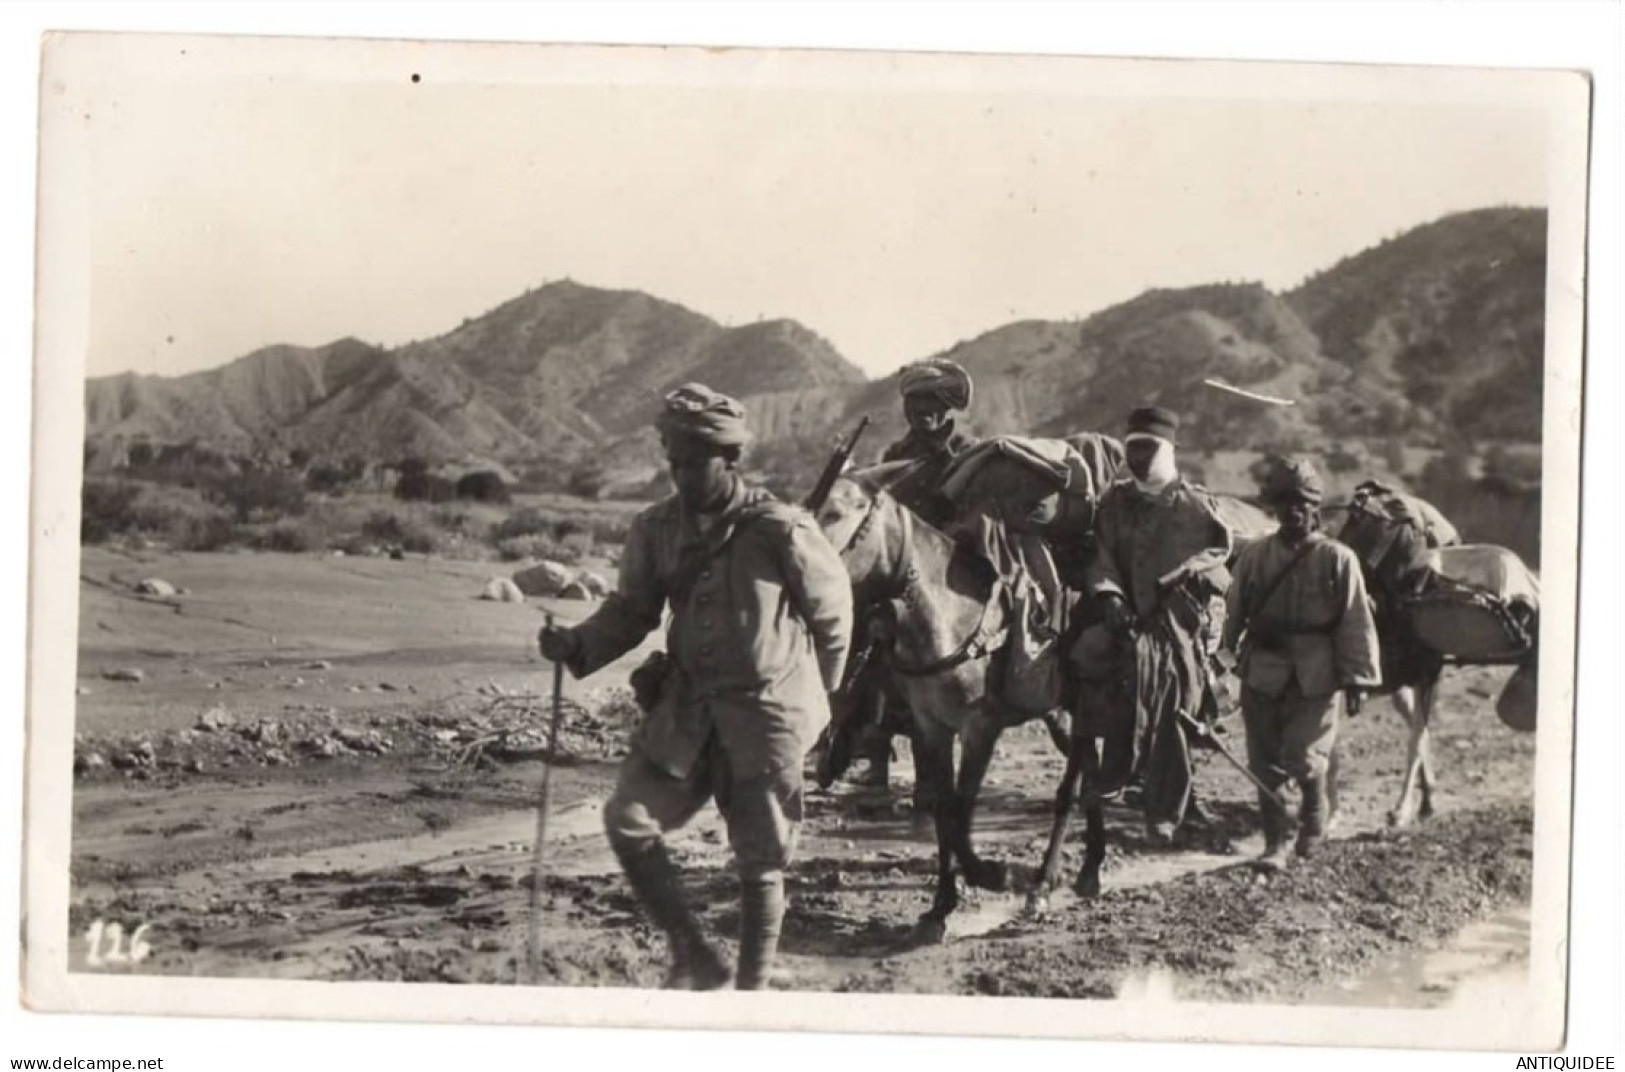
top-left (67, 545), bottom-right (1536, 1003)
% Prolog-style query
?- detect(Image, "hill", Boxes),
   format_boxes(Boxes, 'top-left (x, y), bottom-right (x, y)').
top-left (84, 207), bottom-right (1548, 493)
top-left (1288, 206), bottom-right (1547, 444)
top-left (910, 284), bottom-right (1413, 453)
top-left (85, 281), bottom-right (865, 472)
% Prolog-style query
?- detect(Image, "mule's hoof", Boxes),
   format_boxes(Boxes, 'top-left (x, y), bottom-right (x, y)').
top-left (1386, 809), bottom-right (1414, 830)
top-left (663, 947), bottom-right (733, 991)
top-left (1023, 892), bottom-right (1052, 917)
top-left (965, 858), bottom-right (1009, 893)
top-left (1418, 799), bottom-right (1435, 821)
top-left (911, 917), bottom-right (949, 946)
top-left (1072, 870), bottom-right (1102, 900)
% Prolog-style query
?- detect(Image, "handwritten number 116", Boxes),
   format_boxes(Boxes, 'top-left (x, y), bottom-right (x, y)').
top-left (83, 920), bottom-right (152, 967)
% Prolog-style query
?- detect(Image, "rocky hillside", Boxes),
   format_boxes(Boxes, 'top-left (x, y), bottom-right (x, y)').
top-left (897, 284), bottom-right (1413, 454)
top-left (85, 208), bottom-right (1548, 486)
top-left (1288, 206), bottom-right (1547, 444)
top-left (86, 281), bottom-right (865, 471)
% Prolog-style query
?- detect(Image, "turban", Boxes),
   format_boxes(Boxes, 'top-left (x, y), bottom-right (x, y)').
top-left (655, 383), bottom-right (752, 447)
top-left (898, 359), bottom-right (974, 411)
top-left (1125, 405), bottom-right (1179, 446)
top-left (1260, 456), bottom-right (1325, 506)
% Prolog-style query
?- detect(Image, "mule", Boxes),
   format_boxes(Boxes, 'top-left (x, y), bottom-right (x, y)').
top-left (813, 465), bottom-right (1065, 941)
top-left (1330, 493), bottom-right (1460, 828)
top-left (1334, 495), bottom-right (1542, 827)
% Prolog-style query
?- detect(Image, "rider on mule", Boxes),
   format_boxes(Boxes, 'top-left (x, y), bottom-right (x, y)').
top-left (880, 358), bottom-right (979, 519)
top-left (1221, 456), bottom-right (1381, 870)
top-left (840, 359), bottom-right (979, 792)
top-left (1073, 405), bottom-right (1234, 845)
top-left (539, 384), bottom-right (853, 990)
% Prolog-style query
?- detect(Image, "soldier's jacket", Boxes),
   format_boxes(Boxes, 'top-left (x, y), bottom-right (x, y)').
top-left (1222, 531), bottom-right (1382, 699)
top-left (1086, 477), bottom-right (1234, 619)
top-left (565, 478), bottom-right (853, 781)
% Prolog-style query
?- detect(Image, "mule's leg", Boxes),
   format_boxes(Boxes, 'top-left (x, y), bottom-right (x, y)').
top-left (912, 722), bottom-right (959, 937)
top-left (1414, 679), bottom-right (1439, 820)
top-left (1027, 734), bottom-right (1086, 913)
top-left (952, 715), bottom-right (1008, 893)
top-left (1041, 707), bottom-right (1073, 758)
top-left (1388, 686), bottom-right (1427, 828)
top-left (1074, 740), bottom-right (1107, 899)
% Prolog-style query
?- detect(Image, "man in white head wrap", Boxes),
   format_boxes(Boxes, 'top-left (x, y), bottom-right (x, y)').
top-left (1076, 404), bottom-right (1234, 845)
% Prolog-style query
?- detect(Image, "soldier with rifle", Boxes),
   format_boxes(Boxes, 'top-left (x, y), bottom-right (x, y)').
top-left (833, 358), bottom-right (981, 793)
top-left (539, 383), bottom-right (853, 990)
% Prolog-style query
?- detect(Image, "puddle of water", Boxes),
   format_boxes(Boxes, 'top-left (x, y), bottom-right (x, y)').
top-left (945, 895), bottom-right (1026, 939)
top-left (165, 791), bottom-right (741, 895)
top-left (1109, 904), bottom-right (1532, 1008)
top-left (1296, 903), bottom-right (1531, 1008)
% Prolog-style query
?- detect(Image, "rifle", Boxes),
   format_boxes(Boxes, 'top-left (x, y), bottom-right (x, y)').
top-left (802, 416), bottom-right (871, 512)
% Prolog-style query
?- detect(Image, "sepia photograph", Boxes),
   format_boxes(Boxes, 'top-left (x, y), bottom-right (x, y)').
top-left (19, 15), bottom-right (1599, 1060)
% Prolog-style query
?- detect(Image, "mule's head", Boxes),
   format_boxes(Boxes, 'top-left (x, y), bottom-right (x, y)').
top-left (812, 475), bottom-right (873, 554)
top-left (813, 473), bottom-right (903, 597)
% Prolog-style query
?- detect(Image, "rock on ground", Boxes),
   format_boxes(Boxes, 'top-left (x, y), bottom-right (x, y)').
top-left (511, 561), bottom-right (575, 597)
top-left (479, 578), bottom-right (526, 604)
top-left (197, 707), bottom-right (234, 731)
top-left (135, 578), bottom-right (178, 597)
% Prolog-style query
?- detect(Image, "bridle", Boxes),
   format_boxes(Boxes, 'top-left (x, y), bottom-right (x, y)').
top-left (830, 479), bottom-right (1003, 679)
top-left (832, 484), bottom-right (919, 603)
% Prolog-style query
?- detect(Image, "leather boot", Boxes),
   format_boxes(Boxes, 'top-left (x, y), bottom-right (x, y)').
top-left (1296, 775), bottom-right (1328, 859)
top-left (1256, 789), bottom-right (1291, 872)
top-left (612, 838), bottom-right (731, 990)
top-left (734, 872), bottom-right (786, 991)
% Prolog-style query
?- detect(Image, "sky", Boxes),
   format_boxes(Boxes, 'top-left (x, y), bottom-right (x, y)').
top-left (78, 42), bottom-right (1554, 380)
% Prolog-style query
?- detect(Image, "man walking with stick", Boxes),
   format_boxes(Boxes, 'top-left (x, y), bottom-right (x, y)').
top-left (1221, 457), bottom-right (1381, 870)
top-left (539, 383), bottom-right (852, 991)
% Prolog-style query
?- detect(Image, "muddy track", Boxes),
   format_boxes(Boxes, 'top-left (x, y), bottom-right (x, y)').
top-left (69, 549), bottom-right (1538, 1003)
top-left (70, 688), bottom-right (1535, 1003)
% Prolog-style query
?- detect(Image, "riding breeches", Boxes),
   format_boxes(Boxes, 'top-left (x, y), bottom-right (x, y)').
top-left (1239, 680), bottom-right (1342, 786)
top-left (604, 735), bottom-right (803, 880)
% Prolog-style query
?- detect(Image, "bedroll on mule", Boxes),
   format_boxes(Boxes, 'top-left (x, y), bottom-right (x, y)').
top-left (939, 435), bottom-right (1119, 543)
top-left (1401, 544), bottom-right (1539, 664)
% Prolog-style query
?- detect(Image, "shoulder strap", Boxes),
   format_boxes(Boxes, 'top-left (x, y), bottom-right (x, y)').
top-left (1244, 538), bottom-right (1321, 625)
top-left (666, 500), bottom-right (787, 605)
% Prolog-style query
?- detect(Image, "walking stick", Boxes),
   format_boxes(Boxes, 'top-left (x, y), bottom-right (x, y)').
top-left (527, 612), bottom-right (567, 985)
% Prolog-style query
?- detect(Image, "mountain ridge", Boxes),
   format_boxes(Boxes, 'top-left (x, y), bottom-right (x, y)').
top-left (84, 207), bottom-right (1547, 478)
